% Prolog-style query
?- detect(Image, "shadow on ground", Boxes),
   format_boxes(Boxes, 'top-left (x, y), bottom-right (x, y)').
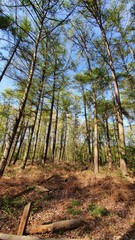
top-left (0, 165), bottom-right (135, 240)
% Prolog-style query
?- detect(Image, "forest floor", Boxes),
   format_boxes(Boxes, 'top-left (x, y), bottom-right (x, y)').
top-left (0, 162), bottom-right (135, 240)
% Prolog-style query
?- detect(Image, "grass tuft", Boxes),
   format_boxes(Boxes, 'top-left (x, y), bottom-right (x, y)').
top-left (88, 204), bottom-right (110, 217)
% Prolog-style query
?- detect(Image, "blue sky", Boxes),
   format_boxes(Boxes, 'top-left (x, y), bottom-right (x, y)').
top-left (0, 78), bottom-right (15, 92)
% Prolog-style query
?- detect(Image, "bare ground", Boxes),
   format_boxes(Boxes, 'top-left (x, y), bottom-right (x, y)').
top-left (0, 163), bottom-right (135, 240)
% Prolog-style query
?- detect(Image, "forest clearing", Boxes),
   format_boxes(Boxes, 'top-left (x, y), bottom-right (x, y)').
top-left (0, 162), bottom-right (135, 240)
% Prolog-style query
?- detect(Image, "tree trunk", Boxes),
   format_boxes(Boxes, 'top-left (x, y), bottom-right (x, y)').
top-left (21, 125), bottom-right (33, 169)
top-left (32, 41), bottom-right (48, 163)
top-left (8, 116), bottom-right (24, 166)
top-left (31, 95), bottom-right (44, 163)
top-left (52, 90), bottom-right (59, 162)
top-left (108, 82), bottom-right (120, 160)
top-left (43, 72), bottom-right (56, 163)
top-left (0, 27), bottom-right (42, 177)
top-left (59, 119), bottom-right (65, 161)
top-left (21, 80), bottom-right (44, 169)
top-left (83, 1), bottom-right (127, 174)
top-left (13, 120), bottom-right (29, 165)
top-left (82, 85), bottom-right (91, 161)
top-left (96, 16), bottom-right (127, 175)
top-left (93, 90), bottom-right (99, 174)
top-left (105, 116), bottom-right (112, 169)
top-left (86, 53), bottom-right (99, 173)
top-left (61, 114), bottom-right (68, 161)
top-left (102, 93), bottom-right (112, 169)
top-left (1, 113), bottom-right (10, 152)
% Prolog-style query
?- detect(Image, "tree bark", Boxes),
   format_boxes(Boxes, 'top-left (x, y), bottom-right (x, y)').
top-left (61, 114), bottom-right (68, 161)
top-left (21, 82), bottom-right (44, 169)
top-left (1, 112), bottom-right (10, 152)
top-left (13, 120), bottom-right (29, 165)
top-left (21, 126), bottom-right (32, 169)
top-left (98, 20), bottom-right (127, 175)
top-left (93, 90), bottom-right (99, 174)
top-left (52, 90), bottom-right (60, 162)
top-left (102, 93), bottom-right (112, 169)
top-left (8, 116), bottom-right (24, 166)
top-left (32, 41), bottom-right (48, 163)
top-left (105, 115), bottom-right (112, 169)
top-left (31, 95), bottom-right (44, 163)
top-left (43, 72), bottom-right (56, 163)
top-left (59, 117), bottom-right (65, 161)
top-left (82, 85), bottom-right (91, 162)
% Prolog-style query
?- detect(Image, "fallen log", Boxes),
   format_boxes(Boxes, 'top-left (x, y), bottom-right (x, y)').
top-left (0, 233), bottom-right (89, 240)
top-left (11, 186), bottom-right (35, 199)
top-left (28, 219), bottom-right (85, 234)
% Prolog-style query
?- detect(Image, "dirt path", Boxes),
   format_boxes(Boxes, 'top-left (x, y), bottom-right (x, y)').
top-left (0, 163), bottom-right (135, 240)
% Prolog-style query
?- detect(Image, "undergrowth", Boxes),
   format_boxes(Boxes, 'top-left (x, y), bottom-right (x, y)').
top-left (0, 196), bottom-right (26, 215)
top-left (67, 199), bottom-right (81, 216)
top-left (88, 204), bottom-right (110, 217)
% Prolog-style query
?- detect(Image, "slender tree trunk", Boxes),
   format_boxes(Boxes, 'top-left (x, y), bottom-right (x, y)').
top-left (52, 91), bottom-right (60, 162)
top-left (13, 120), bottom-right (29, 165)
top-left (82, 85), bottom-right (91, 161)
top-left (96, 18), bottom-right (127, 175)
top-left (1, 114), bottom-right (9, 152)
top-left (21, 85), bottom-right (43, 169)
top-left (0, 38), bottom-right (21, 82)
top-left (32, 41), bottom-right (48, 163)
top-left (61, 115), bottom-right (67, 161)
top-left (21, 126), bottom-right (32, 168)
top-left (31, 95), bottom-right (44, 163)
top-left (8, 116), bottom-right (24, 166)
top-left (21, 125), bottom-right (34, 169)
top-left (86, 52), bottom-right (99, 173)
top-left (109, 82), bottom-right (120, 165)
top-left (43, 73), bottom-right (56, 163)
top-left (104, 116), bottom-right (112, 169)
top-left (59, 118), bottom-right (65, 161)
top-left (93, 90), bottom-right (99, 174)
top-left (0, 27), bottom-right (42, 177)
top-left (102, 93), bottom-right (112, 169)
top-left (98, 134), bottom-right (102, 166)
top-left (91, 122), bottom-right (94, 164)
